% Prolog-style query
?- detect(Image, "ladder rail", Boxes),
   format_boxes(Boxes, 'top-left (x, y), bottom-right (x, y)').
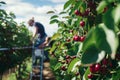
top-left (40, 48), bottom-right (44, 80)
top-left (30, 45), bottom-right (44, 80)
top-left (30, 45), bottom-right (35, 80)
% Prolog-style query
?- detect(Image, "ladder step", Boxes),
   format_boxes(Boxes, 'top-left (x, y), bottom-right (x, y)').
top-left (32, 65), bottom-right (42, 68)
top-left (32, 74), bottom-right (40, 77)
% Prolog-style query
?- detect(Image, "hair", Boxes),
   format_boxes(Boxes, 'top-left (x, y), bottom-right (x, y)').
top-left (28, 17), bottom-right (34, 24)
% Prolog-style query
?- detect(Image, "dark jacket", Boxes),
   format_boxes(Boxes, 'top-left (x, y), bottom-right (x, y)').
top-left (35, 22), bottom-right (46, 38)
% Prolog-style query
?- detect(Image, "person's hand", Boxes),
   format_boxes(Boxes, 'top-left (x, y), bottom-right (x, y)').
top-left (38, 42), bottom-right (47, 48)
top-left (44, 42), bottom-right (49, 46)
top-left (39, 44), bottom-right (45, 48)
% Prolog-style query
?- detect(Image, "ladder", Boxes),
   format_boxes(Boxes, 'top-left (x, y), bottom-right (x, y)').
top-left (30, 45), bottom-right (44, 80)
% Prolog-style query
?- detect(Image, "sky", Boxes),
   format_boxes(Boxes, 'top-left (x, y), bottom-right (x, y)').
top-left (2, 0), bottom-right (67, 36)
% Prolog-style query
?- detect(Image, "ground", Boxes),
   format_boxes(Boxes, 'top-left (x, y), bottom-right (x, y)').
top-left (31, 61), bottom-right (55, 80)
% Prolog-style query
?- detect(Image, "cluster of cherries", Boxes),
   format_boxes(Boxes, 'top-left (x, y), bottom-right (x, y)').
top-left (73, 35), bottom-right (85, 42)
top-left (87, 55), bottom-right (120, 79)
top-left (67, 20), bottom-right (86, 42)
top-left (74, 19), bottom-right (86, 42)
top-left (73, 17), bottom-right (86, 42)
top-left (61, 55), bottom-right (76, 71)
top-left (74, 0), bottom-right (97, 17)
top-left (72, 1), bottom-right (94, 43)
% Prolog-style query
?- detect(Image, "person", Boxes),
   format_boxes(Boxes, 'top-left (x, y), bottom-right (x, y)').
top-left (28, 17), bottom-right (49, 48)
top-left (28, 17), bottom-right (49, 64)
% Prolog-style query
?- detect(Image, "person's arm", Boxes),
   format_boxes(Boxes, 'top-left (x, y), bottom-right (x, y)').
top-left (43, 37), bottom-right (49, 45)
top-left (39, 37), bottom-right (50, 48)
top-left (31, 26), bottom-right (38, 41)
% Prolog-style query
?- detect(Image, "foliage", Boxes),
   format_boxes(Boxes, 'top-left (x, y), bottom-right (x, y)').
top-left (0, 2), bottom-right (32, 80)
top-left (48, 0), bottom-right (120, 80)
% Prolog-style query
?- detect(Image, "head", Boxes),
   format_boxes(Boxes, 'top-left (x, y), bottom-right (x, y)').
top-left (28, 17), bottom-right (34, 26)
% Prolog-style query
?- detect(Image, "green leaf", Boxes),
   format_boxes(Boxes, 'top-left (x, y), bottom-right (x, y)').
top-left (67, 58), bottom-right (80, 73)
top-left (81, 44), bottom-right (105, 64)
top-left (83, 68), bottom-right (90, 80)
top-left (103, 8), bottom-right (114, 30)
top-left (106, 0), bottom-right (115, 3)
top-left (99, 24), bottom-right (118, 58)
top-left (95, 25), bottom-right (111, 53)
top-left (47, 11), bottom-right (55, 14)
top-left (64, 0), bottom-right (73, 10)
top-left (68, 42), bottom-right (80, 56)
top-left (112, 69), bottom-right (120, 80)
top-left (82, 28), bottom-right (96, 51)
top-left (96, 1), bottom-right (107, 14)
top-left (54, 63), bottom-right (62, 71)
top-left (50, 19), bottom-right (59, 24)
top-left (62, 16), bottom-right (71, 19)
top-left (77, 43), bottom-right (83, 55)
top-left (82, 24), bottom-right (118, 64)
top-left (50, 15), bottom-right (58, 19)
top-left (112, 4), bottom-right (120, 24)
top-left (0, 9), bottom-right (7, 16)
top-left (64, 75), bottom-right (72, 80)
top-left (59, 11), bottom-right (66, 15)
top-left (51, 33), bottom-right (61, 40)
top-left (9, 12), bottom-right (16, 18)
top-left (50, 45), bottom-right (56, 52)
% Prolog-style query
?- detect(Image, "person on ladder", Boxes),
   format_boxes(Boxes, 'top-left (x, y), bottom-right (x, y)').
top-left (28, 17), bottom-right (49, 65)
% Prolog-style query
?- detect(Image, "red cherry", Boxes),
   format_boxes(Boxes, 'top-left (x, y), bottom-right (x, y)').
top-left (74, 10), bottom-right (80, 16)
top-left (74, 10), bottom-right (83, 16)
top-left (95, 63), bottom-right (101, 72)
top-left (71, 56), bottom-right (76, 59)
top-left (73, 35), bottom-right (79, 41)
top-left (87, 1), bottom-right (96, 9)
top-left (90, 64), bottom-right (95, 68)
top-left (80, 21), bottom-right (85, 27)
top-left (90, 64), bottom-right (96, 73)
top-left (90, 67), bottom-right (96, 73)
top-left (66, 38), bottom-right (71, 42)
top-left (88, 74), bottom-right (93, 79)
top-left (109, 62), bottom-right (113, 67)
top-left (103, 7), bottom-right (108, 13)
top-left (61, 66), bottom-right (67, 71)
top-left (83, 9), bottom-right (90, 16)
top-left (66, 59), bottom-right (71, 64)
top-left (69, 30), bottom-right (73, 33)
top-left (75, 72), bottom-right (80, 76)
top-left (87, 1), bottom-right (93, 7)
top-left (66, 55), bottom-right (71, 59)
top-left (79, 36), bottom-right (85, 42)
top-left (100, 67), bottom-right (107, 74)
top-left (102, 58), bottom-right (108, 65)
